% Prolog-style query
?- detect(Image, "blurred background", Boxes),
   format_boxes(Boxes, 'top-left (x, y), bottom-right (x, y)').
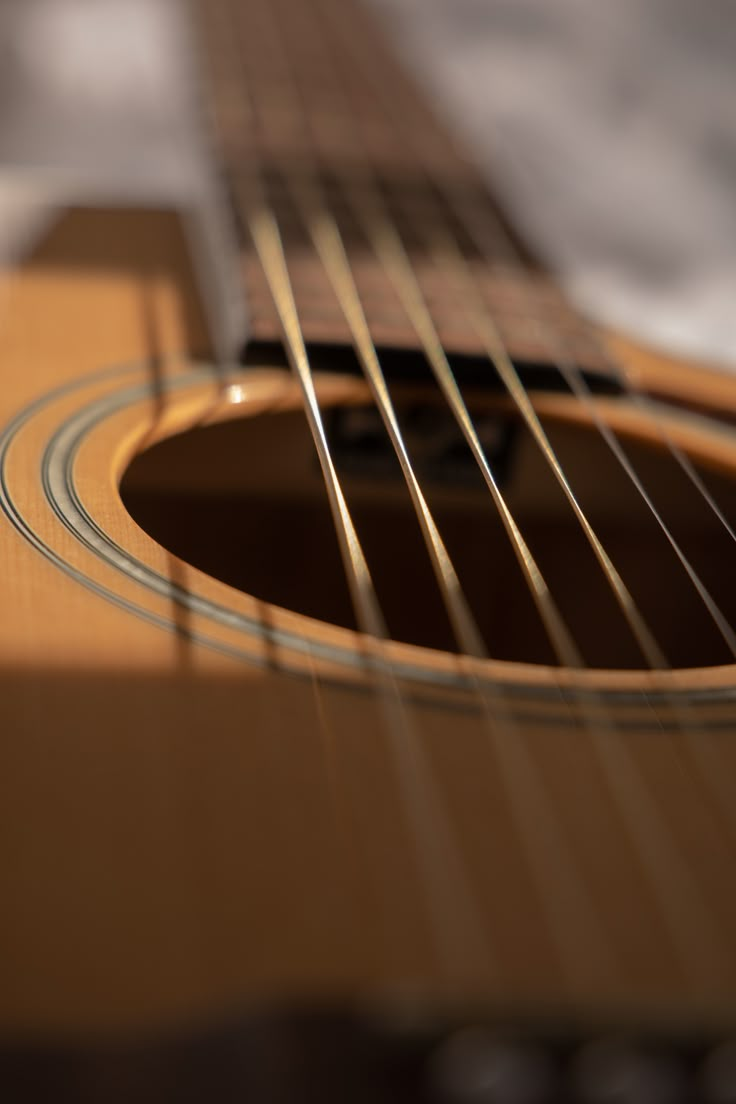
top-left (366, 0), bottom-right (736, 367)
top-left (2, 0), bottom-right (735, 365)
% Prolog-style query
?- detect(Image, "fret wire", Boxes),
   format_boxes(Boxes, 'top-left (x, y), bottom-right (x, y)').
top-left (308, 0), bottom-right (734, 987)
top-left (198, 0), bottom-right (494, 987)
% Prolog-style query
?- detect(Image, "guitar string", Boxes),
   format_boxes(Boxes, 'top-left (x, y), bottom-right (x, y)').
top-left (430, 226), bottom-right (736, 660)
top-left (290, 177), bottom-right (487, 661)
top-left (204, 0), bottom-right (614, 993)
top-left (206, 0), bottom-right (732, 993)
top-left (304, 5), bottom-right (661, 670)
top-left (312, 0), bottom-right (736, 749)
top-left (186, 0), bottom-right (376, 940)
top-left (343, 1), bottom-right (736, 659)
top-left (434, 201), bottom-right (736, 883)
top-left (320, 8), bottom-right (736, 858)
top-left (246, 0), bottom-right (706, 993)
top-left (436, 195), bottom-right (736, 855)
top-left (533, 346), bottom-right (736, 851)
top-left (438, 189), bottom-right (736, 659)
top-left (428, 158), bottom-right (736, 671)
top-left (252, 0), bottom-right (624, 989)
top-left (306, 0), bottom-right (734, 986)
top-left (197, 0), bottom-right (732, 993)
top-left (629, 393), bottom-right (736, 547)
top-left (358, 0), bottom-right (736, 945)
top-left (275, 103), bottom-right (616, 988)
top-left (417, 196), bottom-right (736, 866)
top-left (431, 135), bottom-right (736, 932)
top-left (336, 21), bottom-right (736, 854)
top-left (198, 0), bottom-right (494, 988)
top-left (473, 142), bottom-right (736, 556)
top-left (263, 0), bottom-right (639, 675)
top-left (248, 201), bottom-right (494, 984)
top-left (292, 188), bottom-right (620, 988)
top-left (434, 198), bottom-right (736, 847)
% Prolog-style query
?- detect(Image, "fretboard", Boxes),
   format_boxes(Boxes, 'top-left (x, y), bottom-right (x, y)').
top-left (194, 0), bottom-right (609, 376)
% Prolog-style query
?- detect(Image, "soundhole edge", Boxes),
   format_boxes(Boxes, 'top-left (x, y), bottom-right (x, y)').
top-left (120, 380), bottom-right (736, 673)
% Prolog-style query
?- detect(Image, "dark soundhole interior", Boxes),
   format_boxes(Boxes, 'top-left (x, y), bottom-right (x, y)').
top-left (120, 390), bottom-right (736, 670)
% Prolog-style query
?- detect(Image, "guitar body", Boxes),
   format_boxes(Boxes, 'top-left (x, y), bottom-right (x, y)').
top-left (3, 0), bottom-right (736, 1098)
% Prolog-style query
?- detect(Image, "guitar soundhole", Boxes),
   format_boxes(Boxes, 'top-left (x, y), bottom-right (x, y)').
top-left (120, 392), bottom-right (736, 671)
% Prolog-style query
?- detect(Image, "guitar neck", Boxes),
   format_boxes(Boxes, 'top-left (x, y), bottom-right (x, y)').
top-left (194, 0), bottom-right (609, 377)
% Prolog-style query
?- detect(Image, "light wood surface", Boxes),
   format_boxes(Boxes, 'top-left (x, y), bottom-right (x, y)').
top-left (2, 206), bottom-right (736, 1044)
top-left (4, 0), bottom-right (736, 1057)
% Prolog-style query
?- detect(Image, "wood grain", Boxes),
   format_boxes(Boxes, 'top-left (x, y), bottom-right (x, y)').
top-left (2, 206), bottom-right (736, 1039)
top-left (3, 0), bottom-right (736, 1048)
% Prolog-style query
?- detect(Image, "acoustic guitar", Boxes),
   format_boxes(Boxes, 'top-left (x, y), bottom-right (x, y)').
top-left (4, 0), bottom-right (736, 1099)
